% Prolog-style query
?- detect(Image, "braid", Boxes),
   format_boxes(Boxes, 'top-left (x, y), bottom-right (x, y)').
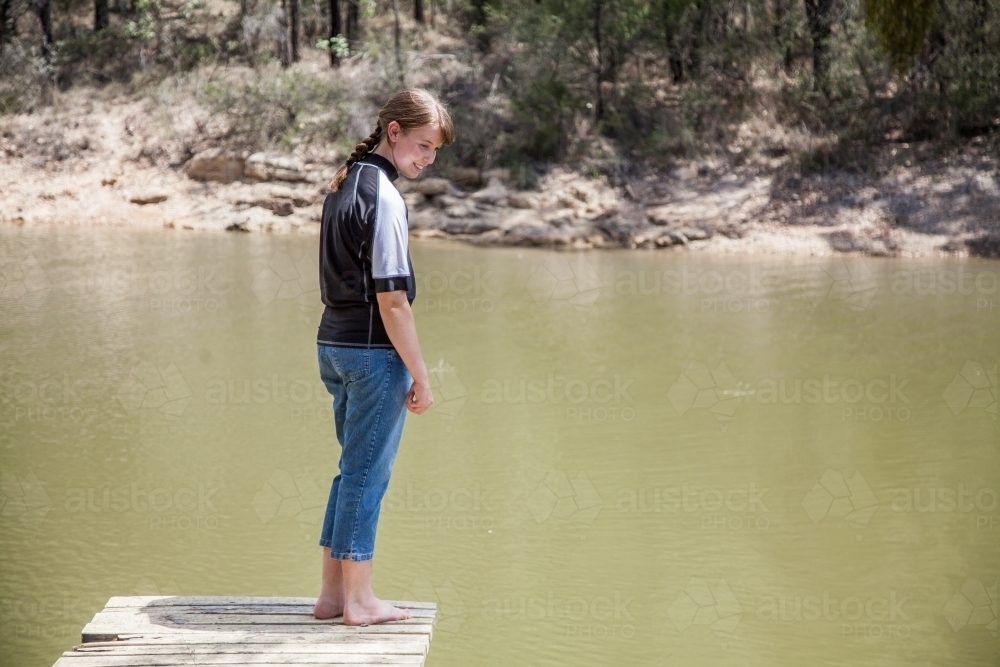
top-left (329, 124), bottom-right (383, 191)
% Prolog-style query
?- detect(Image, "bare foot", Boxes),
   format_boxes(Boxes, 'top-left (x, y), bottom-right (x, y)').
top-left (343, 597), bottom-right (412, 626)
top-left (313, 594), bottom-right (344, 620)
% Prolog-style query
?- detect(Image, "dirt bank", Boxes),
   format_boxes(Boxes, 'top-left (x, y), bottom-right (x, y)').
top-left (2, 86), bottom-right (998, 258)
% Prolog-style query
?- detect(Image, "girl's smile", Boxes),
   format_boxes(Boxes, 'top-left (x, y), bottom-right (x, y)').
top-left (374, 122), bottom-right (446, 180)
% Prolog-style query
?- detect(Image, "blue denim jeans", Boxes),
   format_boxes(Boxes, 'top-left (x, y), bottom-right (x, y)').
top-left (317, 345), bottom-right (410, 561)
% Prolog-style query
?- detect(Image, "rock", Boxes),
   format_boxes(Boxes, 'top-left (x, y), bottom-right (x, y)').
top-left (676, 226), bottom-right (712, 241)
top-left (508, 192), bottom-right (537, 209)
top-left (451, 167), bottom-right (482, 187)
top-left (245, 152), bottom-right (307, 182)
top-left (667, 230), bottom-right (689, 245)
top-left (187, 148), bottom-right (246, 183)
top-left (967, 232), bottom-right (1000, 258)
top-left (594, 212), bottom-right (643, 245)
top-left (130, 191), bottom-right (168, 205)
top-left (445, 203), bottom-right (481, 218)
top-left (655, 234), bottom-right (677, 247)
top-left (415, 178), bottom-right (451, 196)
top-left (272, 201), bottom-right (293, 217)
top-left (432, 194), bottom-right (461, 209)
top-left (824, 230), bottom-right (860, 253)
top-left (483, 168), bottom-right (511, 183)
top-left (440, 219), bottom-right (501, 235)
top-left (226, 221), bottom-right (250, 232)
top-left (645, 206), bottom-right (674, 226)
top-left (403, 193), bottom-right (426, 209)
top-left (502, 224), bottom-right (575, 246)
top-left (471, 179), bottom-right (508, 205)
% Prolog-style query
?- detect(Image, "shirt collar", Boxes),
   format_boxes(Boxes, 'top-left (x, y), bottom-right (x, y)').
top-left (359, 152), bottom-right (398, 182)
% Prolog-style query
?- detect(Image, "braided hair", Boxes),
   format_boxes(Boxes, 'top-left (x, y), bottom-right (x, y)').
top-left (328, 89), bottom-right (456, 192)
top-left (329, 124), bottom-right (383, 191)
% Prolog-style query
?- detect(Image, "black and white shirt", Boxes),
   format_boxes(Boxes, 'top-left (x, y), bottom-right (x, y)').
top-left (317, 153), bottom-right (416, 348)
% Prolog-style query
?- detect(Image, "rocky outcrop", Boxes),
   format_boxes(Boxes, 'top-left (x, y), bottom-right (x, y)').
top-left (186, 148), bottom-right (246, 183)
top-left (129, 191), bottom-right (169, 204)
top-left (244, 152), bottom-right (308, 182)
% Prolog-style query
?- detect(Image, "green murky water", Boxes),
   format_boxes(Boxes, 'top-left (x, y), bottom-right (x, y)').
top-left (1, 226), bottom-right (997, 667)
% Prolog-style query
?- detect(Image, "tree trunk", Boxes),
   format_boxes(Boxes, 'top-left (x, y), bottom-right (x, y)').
top-left (391, 0), bottom-right (403, 84)
top-left (95, 0), bottom-right (109, 31)
top-left (773, 0), bottom-right (793, 71)
top-left (35, 0), bottom-right (53, 60)
top-left (691, 0), bottom-right (713, 75)
top-left (346, 0), bottom-right (358, 43)
top-left (593, 0), bottom-right (604, 121)
top-left (414, 0), bottom-right (423, 23)
top-left (804, 0), bottom-right (833, 95)
top-left (240, 0), bottom-right (246, 17)
top-left (429, 0), bottom-right (434, 27)
top-left (278, 0), bottom-right (291, 66)
top-left (289, 0), bottom-right (299, 61)
top-left (669, 52), bottom-right (684, 83)
top-left (0, 0), bottom-right (13, 47)
top-left (328, 0), bottom-right (341, 66)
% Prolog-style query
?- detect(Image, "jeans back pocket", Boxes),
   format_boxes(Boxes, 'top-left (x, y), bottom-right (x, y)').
top-left (326, 346), bottom-right (371, 383)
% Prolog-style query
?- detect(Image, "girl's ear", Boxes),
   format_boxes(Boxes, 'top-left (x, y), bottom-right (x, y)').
top-left (386, 120), bottom-right (402, 144)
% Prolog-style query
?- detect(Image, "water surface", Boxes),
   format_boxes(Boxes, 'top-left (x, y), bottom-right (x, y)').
top-left (1, 227), bottom-right (997, 666)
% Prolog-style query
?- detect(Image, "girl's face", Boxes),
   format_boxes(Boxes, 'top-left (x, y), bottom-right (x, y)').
top-left (382, 121), bottom-right (445, 179)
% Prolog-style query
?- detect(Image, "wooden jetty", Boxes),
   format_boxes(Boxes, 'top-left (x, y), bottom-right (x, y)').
top-left (52, 596), bottom-right (437, 666)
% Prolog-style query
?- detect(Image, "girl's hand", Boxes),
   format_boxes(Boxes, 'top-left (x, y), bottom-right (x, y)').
top-left (406, 382), bottom-right (434, 414)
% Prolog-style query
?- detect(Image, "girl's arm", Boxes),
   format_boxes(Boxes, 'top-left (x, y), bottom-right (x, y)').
top-left (376, 290), bottom-right (434, 414)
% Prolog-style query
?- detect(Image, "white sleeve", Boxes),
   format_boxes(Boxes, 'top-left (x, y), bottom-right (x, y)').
top-left (371, 170), bottom-right (410, 281)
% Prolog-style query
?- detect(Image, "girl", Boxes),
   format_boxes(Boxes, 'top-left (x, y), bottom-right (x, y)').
top-left (313, 89), bottom-right (455, 626)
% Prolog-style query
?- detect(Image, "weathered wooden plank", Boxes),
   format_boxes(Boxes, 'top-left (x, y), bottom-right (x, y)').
top-left (81, 623), bottom-right (435, 643)
top-left (77, 635), bottom-right (428, 648)
top-left (94, 610), bottom-right (434, 627)
top-left (68, 643), bottom-right (428, 656)
top-left (55, 659), bottom-right (423, 667)
top-left (85, 608), bottom-right (436, 622)
top-left (61, 595), bottom-right (437, 666)
top-left (55, 654), bottom-right (424, 665)
top-left (103, 597), bottom-right (437, 611)
top-left (89, 604), bottom-right (437, 618)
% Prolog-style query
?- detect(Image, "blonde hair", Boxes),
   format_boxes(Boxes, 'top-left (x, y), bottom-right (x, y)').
top-left (329, 88), bottom-right (455, 191)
